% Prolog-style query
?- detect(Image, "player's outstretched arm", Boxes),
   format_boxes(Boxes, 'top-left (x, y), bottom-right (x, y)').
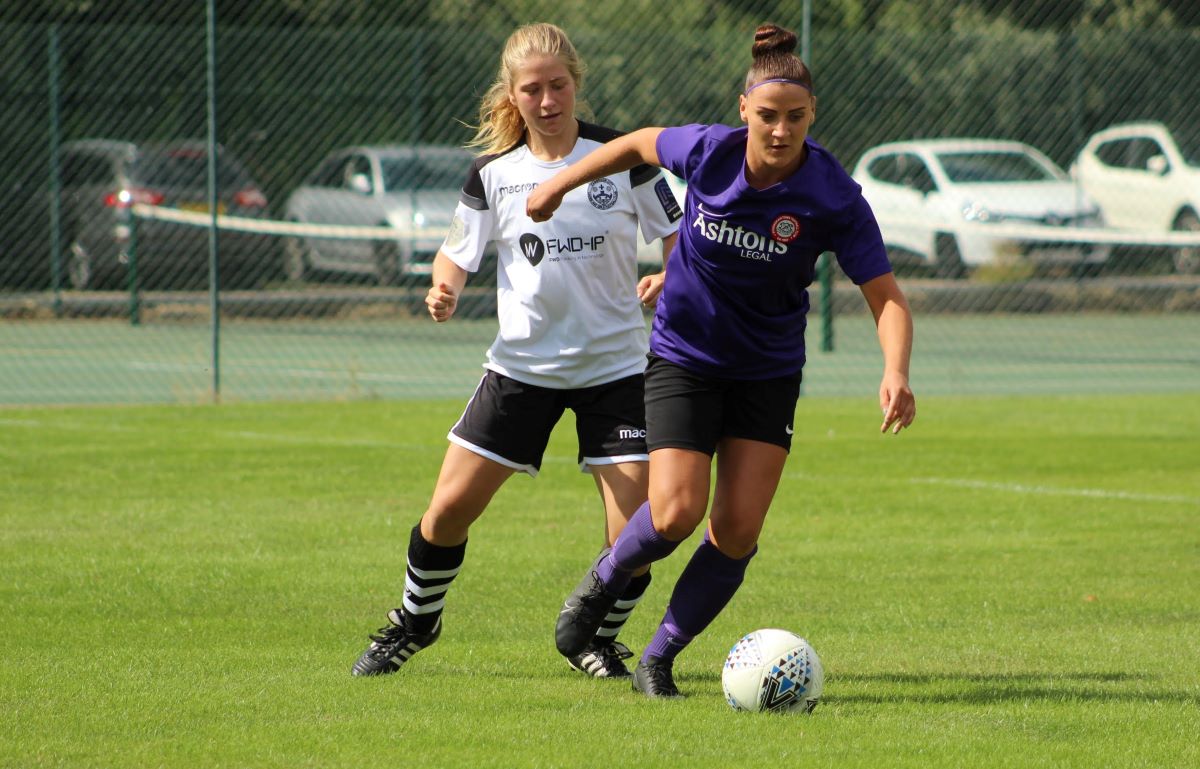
top-left (426, 251), bottom-right (469, 323)
top-left (859, 272), bottom-right (915, 434)
top-left (527, 127), bottom-right (666, 222)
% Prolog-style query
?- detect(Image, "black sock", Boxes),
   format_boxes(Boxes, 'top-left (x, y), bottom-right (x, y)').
top-left (402, 524), bottom-right (466, 635)
top-left (594, 570), bottom-right (652, 647)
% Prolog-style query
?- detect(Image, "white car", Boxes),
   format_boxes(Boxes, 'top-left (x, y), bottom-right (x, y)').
top-left (282, 145), bottom-right (470, 284)
top-left (1070, 121), bottom-right (1200, 273)
top-left (853, 139), bottom-right (1108, 277)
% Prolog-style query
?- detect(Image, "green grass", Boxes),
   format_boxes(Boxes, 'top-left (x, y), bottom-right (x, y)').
top-left (2, 394), bottom-right (1198, 768)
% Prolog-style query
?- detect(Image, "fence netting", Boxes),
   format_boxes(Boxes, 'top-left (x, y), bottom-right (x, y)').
top-left (2, 1), bottom-right (1198, 405)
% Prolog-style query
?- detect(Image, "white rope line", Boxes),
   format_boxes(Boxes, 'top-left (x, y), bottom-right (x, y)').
top-left (131, 203), bottom-right (448, 240)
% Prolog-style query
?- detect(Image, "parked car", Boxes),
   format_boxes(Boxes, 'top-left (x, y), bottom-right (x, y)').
top-left (853, 139), bottom-right (1108, 277)
top-left (1070, 121), bottom-right (1200, 273)
top-left (57, 139), bottom-right (269, 289)
top-left (282, 145), bottom-right (474, 284)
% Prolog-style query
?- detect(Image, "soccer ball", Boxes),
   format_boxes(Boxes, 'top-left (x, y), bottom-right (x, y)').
top-left (722, 628), bottom-right (824, 713)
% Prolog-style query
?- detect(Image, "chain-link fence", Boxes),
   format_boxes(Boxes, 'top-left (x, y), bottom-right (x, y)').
top-left (2, 1), bottom-right (1198, 405)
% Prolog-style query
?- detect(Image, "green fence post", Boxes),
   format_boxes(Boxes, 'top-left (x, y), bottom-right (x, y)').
top-left (47, 25), bottom-right (62, 317)
top-left (127, 214), bottom-right (140, 327)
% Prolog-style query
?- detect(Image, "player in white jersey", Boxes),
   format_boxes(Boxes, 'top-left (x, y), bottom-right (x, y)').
top-left (352, 23), bottom-right (681, 680)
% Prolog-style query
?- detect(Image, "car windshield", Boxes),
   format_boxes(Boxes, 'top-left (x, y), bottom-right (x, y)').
top-left (131, 148), bottom-right (253, 189)
top-left (936, 151), bottom-right (1062, 183)
top-left (382, 154), bottom-right (468, 192)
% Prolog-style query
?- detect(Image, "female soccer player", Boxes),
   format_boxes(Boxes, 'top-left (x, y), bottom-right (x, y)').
top-left (352, 23), bottom-right (681, 679)
top-left (530, 23), bottom-right (916, 698)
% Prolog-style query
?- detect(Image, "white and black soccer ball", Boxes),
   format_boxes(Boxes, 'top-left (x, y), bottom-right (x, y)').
top-left (722, 628), bottom-right (824, 713)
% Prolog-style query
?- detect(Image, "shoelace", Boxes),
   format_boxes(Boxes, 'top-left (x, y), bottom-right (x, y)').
top-left (367, 622), bottom-right (407, 646)
top-left (592, 641), bottom-right (633, 671)
top-left (576, 572), bottom-right (613, 615)
top-left (643, 661), bottom-right (677, 692)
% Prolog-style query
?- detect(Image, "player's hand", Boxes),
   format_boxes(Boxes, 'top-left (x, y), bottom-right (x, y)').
top-left (879, 372), bottom-right (915, 435)
top-left (526, 183), bottom-right (564, 222)
top-left (426, 281), bottom-right (458, 322)
top-left (637, 271), bottom-right (665, 307)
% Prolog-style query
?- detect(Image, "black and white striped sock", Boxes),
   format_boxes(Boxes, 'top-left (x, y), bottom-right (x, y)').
top-left (594, 570), bottom-right (652, 647)
top-left (402, 524), bottom-right (465, 636)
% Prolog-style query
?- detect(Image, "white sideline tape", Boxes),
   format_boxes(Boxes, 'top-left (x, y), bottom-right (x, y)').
top-left (134, 203), bottom-right (1200, 247)
top-left (874, 216), bottom-right (1200, 247)
top-left (131, 203), bottom-right (448, 240)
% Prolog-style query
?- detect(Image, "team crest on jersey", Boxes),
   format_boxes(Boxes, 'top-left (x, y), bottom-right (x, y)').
top-left (587, 178), bottom-right (618, 210)
top-left (771, 214), bottom-right (801, 243)
top-left (519, 233), bottom-right (545, 266)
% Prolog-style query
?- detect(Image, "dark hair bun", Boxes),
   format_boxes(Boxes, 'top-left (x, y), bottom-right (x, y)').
top-left (752, 24), bottom-right (797, 58)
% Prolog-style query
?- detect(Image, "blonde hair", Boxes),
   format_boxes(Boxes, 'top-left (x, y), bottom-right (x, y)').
top-left (468, 23), bottom-right (587, 155)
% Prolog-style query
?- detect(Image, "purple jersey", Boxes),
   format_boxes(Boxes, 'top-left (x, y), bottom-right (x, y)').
top-left (652, 123), bottom-right (891, 379)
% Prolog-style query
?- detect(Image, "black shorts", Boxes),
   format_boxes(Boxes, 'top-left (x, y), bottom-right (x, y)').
top-left (643, 354), bottom-right (803, 455)
top-left (450, 370), bottom-right (648, 476)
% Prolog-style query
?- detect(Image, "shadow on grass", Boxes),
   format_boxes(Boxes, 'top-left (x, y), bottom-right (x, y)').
top-left (682, 670), bottom-right (1198, 705)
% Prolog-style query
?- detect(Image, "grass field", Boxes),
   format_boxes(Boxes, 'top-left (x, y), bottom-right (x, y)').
top-left (2, 394), bottom-right (1198, 768)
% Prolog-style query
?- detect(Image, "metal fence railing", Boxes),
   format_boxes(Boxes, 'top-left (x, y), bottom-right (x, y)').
top-left (2, 1), bottom-right (1199, 405)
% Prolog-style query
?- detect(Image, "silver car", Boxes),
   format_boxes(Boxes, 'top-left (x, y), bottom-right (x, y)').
top-left (282, 145), bottom-right (470, 284)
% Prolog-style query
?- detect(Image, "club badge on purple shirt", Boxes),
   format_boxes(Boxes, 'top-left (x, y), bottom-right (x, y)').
top-left (771, 214), bottom-right (801, 243)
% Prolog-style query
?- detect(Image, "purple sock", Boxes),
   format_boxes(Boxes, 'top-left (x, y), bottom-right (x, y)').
top-left (596, 501), bottom-right (683, 594)
top-left (642, 534), bottom-right (756, 664)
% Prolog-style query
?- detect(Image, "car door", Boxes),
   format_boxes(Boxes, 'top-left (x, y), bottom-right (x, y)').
top-left (60, 150), bottom-right (120, 264)
top-left (299, 153), bottom-right (380, 265)
top-left (863, 152), bottom-right (940, 257)
top-left (1085, 136), bottom-right (1173, 230)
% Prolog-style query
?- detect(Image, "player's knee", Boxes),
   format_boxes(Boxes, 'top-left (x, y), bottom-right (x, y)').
top-left (653, 502), bottom-right (705, 541)
top-left (420, 505), bottom-right (474, 546)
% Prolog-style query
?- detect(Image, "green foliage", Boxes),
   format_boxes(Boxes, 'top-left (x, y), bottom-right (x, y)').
top-left (2, 395), bottom-right (1198, 767)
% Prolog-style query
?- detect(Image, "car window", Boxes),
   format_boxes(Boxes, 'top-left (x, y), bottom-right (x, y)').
top-left (869, 153), bottom-right (937, 193)
top-left (867, 155), bottom-right (901, 184)
top-left (62, 153), bottom-right (114, 186)
top-left (1094, 139), bottom-right (1130, 168)
top-left (937, 151), bottom-right (1059, 183)
top-left (381, 153), bottom-right (469, 191)
top-left (1125, 138), bottom-right (1167, 171)
top-left (346, 155), bottom-right (373, 192)
top-left (129, 148), bottom-right (252, 189)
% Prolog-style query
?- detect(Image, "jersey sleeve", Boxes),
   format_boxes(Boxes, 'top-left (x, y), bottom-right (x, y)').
top-left (629, 168), bottom-right (683, 246)
top-left (830, 194), bottom-right (893, 285)
top-left (440, 158), bottom-right (496, 273)
top-left (654, 124), bottom-right (711, 183)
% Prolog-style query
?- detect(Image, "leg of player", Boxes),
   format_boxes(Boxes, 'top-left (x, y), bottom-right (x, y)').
top-left (555, 447), bottom-right (709, 658)
top-left (632, 438), bottom-right (785, 698)
top-left (351, 444), bottom-right (515, 676)
top-left (563, 462), bottom-right (653, 679)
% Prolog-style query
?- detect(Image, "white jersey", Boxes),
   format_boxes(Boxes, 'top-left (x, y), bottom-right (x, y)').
top-left (441, 122), bottom-right (683, 389)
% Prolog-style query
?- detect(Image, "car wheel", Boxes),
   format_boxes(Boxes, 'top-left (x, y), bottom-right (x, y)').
top-left (282, 235), bottom-right (310, 282)
top-left (1172, 210), bottom-right (1200, 274)
top-left (934, 233), bottom-right (967, 279)
top-left (67, 239), bottom-right (93, 290)
top-left (374, 239), bottom-right (401, 286)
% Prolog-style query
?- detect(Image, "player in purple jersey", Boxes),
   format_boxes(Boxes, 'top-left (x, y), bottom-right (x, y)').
top-left (351, 23), bottom-right (680, 681)
top-left (529, 23), bottom-right (916, 697)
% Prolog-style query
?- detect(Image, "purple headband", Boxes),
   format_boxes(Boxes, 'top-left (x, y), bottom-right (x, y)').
top-left (744, 77), bottom-right (812, 95)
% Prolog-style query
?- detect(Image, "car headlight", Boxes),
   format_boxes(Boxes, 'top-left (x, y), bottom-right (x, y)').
top-left (413, 211), bottom-right (426, 227)
top-left (961, 201), bottom-right (1002, 223)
